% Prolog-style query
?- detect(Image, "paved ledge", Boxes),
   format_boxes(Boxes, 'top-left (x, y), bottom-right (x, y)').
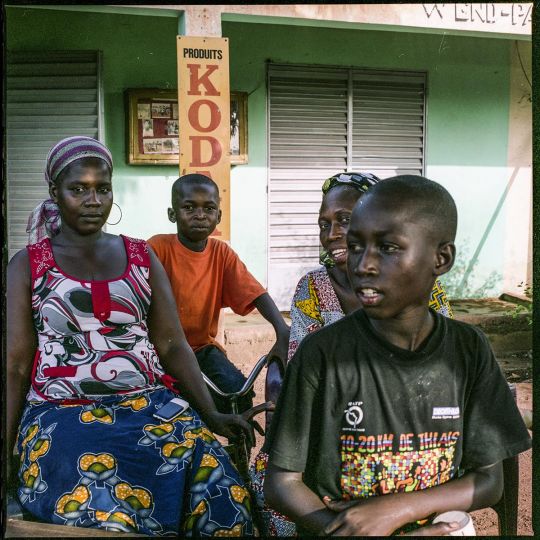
top-left (222, 298), bottom-right (532, 373)
top-left (223, 312), bottom-right (283, 344)
top-left (223, 298), bottom-right (530, 341)
top-left (451, 298), bottom-right (531, 356)
top-left (451, 298), bottom-right (530, 331)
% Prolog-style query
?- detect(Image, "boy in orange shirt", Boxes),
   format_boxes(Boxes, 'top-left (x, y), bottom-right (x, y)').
top-left (148, 174), bottom-right (290, 414)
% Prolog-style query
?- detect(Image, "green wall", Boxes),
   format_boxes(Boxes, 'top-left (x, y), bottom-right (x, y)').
top-left (225, 22), bottom-right (511, 296)
top-left (7, 8), bottom-right (512, 295)
top-left (7, 7), bottom-right (181, 262)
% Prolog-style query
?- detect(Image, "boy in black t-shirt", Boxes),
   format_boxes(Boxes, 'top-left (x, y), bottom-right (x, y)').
top-left (265, 175), bottom-right (531, 536)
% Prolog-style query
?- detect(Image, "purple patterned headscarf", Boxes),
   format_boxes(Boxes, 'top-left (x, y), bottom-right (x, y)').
top-left (26, 136), bottom-right (113, 244)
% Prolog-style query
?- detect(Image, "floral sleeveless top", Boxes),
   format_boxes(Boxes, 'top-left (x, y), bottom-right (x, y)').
top-left (27, 235), bottom-right (167, 403)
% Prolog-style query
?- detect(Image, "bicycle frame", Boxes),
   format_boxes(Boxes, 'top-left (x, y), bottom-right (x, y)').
top-left (202, 354), bottom-right (268, 415)
top-left (201, 355), bottom-right (268, 478)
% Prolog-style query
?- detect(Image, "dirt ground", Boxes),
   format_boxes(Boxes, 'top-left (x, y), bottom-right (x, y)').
top-left (240, 353), bottom-right (533, 537)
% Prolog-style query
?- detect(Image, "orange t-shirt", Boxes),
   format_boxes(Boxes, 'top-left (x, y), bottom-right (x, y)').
top-left (148, 234), bottom-right (266, 352)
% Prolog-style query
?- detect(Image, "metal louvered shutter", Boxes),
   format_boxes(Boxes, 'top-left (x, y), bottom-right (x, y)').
top-left (352, 70), bottom-right (426, 177)
top-left (6, 51), bottom-right (103, 260)
top-left (267, 64), bottom-right (426, 309)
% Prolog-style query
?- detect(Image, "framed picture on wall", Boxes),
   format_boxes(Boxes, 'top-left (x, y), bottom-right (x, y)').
top-left (126, 88), bottom-right (248, 165)
top-left (126, 88), bottom-right (179, 165)
top-left (229, 91), bottom-right (248, 165)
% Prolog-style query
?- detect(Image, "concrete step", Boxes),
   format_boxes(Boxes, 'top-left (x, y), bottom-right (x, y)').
top-left (222, 312), bottom-right (281, 367)
top-left (221, 297), bottom-right (532, 374)
top-left (451, 298), bottom-right (531, 356)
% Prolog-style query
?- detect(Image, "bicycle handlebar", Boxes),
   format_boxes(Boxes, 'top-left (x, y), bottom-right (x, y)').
top-left (202, 355), bottom-right (268, 399)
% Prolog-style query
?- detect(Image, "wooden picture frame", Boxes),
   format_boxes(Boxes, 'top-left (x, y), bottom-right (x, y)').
top-left (126, 88), bottom-right (248, 165)
top-left (229, 91), bottom-right (248, 165)
top-left (126, 88), bottom-right (179, 165)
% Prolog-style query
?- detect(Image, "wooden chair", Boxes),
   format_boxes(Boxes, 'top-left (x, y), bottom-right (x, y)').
top-left (5, 519), bottom-right (147, 538)
top-left (491, 455), bottom-right (520, 535)
top-left (489, 383), bottom-right (521, 536)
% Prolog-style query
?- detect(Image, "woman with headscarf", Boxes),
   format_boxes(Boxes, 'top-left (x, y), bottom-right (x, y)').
top-left (250, 172), bottom-right (452, 536)
top-left (7, 136), bottom-right (255, 536)
top-left (287, 172), bottom-right (452, 359)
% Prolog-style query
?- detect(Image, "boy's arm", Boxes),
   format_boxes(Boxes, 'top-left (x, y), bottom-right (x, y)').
top-left (264, 464), bottom-right (337, 535)
top-left (252, 292), bottom-right (290, 369)
top-left (321, 462), bottom-right (502, 536)
top-left (264, 463), bottom-right (471, 537)
top-left (220, 247), bottom-right (289, 367)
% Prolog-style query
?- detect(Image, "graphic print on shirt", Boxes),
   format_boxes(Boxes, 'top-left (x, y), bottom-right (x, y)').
top-left (340, 400), bottom-right (459, 499)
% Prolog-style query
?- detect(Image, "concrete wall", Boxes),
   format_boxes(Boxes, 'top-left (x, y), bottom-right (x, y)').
top-left (224, 21), bottom-right (528, 298)
top-left (503, 41), bottom-right (532, 295)
top-left (7, 7), bottom-right (532, 297)
top-left (7, 8), bottom-right (180, 256)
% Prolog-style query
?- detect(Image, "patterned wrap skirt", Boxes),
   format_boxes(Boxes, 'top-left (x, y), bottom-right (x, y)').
top-left (17, 387), bottom-right (253, 536)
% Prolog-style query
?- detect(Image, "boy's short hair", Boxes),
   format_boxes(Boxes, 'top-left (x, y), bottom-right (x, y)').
top-left (171, 174), bottom-right (219, 202)
top-left (363, 175), bottom-right (457, 243)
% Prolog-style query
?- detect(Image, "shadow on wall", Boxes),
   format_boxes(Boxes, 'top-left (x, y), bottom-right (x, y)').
top-left (442, 166), bottom-right (524, 299)
top-left (441, 238), bottom-right (501, 299)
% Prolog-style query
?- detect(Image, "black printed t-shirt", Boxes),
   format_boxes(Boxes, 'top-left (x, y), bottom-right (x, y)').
top-left (268, 309), bottom-right (531, 506)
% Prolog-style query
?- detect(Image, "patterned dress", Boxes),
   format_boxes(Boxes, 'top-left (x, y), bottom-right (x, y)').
top-left (249, 268), bottom-right (453, 536)
top-left (17, 236), bottom-right (253, 536)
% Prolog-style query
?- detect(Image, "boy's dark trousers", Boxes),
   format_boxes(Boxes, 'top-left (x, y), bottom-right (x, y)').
top-left (194, 345), bottom-right (254, 414)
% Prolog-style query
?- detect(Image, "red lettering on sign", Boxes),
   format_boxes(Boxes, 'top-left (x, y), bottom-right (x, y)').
top-left (189, 136), bottom-right (222, 167)
top-left (188, 100), bottom-right (221, 132)
top-left (187, 64), bottom-right (220, 96)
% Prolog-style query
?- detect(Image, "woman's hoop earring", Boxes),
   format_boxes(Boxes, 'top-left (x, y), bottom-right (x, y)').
top-left (106, 202), bottom-right (123, 226)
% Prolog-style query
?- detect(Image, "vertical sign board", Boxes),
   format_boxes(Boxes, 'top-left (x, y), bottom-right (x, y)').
top-left (177, 36), bottom-right (230, 240)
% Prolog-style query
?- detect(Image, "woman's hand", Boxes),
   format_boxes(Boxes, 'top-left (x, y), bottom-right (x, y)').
top-left (242, 401), bottom-right (274, 437)
top-left (203, 410), bottom-right (256, 448)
